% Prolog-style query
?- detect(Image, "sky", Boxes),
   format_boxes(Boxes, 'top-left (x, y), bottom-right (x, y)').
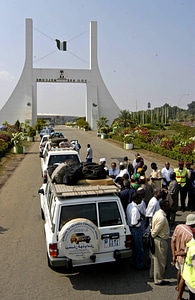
top-left (0, 0), bottom-right (195, 117)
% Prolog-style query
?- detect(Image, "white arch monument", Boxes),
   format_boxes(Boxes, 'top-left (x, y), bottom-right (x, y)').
top-left (0, 19), bottom-right (120, 129)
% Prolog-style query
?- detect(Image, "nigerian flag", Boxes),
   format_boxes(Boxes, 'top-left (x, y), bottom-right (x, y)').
top-left (55, 39), bottom-right (67, 51)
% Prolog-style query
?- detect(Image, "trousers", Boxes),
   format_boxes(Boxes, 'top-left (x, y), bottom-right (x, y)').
top-left (152, 236), bottom-right (168, 284)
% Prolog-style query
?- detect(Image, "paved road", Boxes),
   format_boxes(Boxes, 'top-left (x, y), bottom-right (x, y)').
top-left (0, 126), bottom-right (190, 300)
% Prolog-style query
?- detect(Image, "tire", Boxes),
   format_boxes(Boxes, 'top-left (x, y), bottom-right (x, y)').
top-left (58, 218), bottom-right (100, 260)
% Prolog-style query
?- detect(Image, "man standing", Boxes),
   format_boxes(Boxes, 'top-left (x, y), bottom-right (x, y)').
top-left (86, 144), bottom-right (93, 162)
top-left (119, 179), bottom-right (135, 212)
top-left (151, 199), bottom-right (170, 285)
top-left (150, 162), bottom-right (162, 190)
top-left (166, 172), bottom-right (179, 225)
top-left (126, 193), bottom-right (146, 270)
top-left (145, 188), bottom-right (162, 228)
top-left (123, 156), bottom-right (134, 177)
top-left (171, 214), bottom-right (195, 299)
top-left (108, 162), bottom-right (119, 179)
top-left (161, 162), bottom-right (173, 189)
top-left (174, 161), bottom-right (189, 212)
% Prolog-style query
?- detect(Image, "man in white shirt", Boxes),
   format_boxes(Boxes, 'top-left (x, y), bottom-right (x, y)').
top-left (115, 162), bottom-right (130, 179)
top-left (161, 162), bottom-right (173, 188)
top-left (126, 193), bottom-right (146, 270)
top-left (145, 189), bottom-right (162, 228)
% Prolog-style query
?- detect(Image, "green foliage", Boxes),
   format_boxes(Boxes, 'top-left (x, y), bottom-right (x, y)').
top-left (11, 132), bottom-right (25, 147)
top-left (76, 118), bottom-right (91, 130)
top-left (34, 119), bottom-right (47, 133)
top-left (27, 126), bottom-right (36, 137)
top-left (0, 140), bottom-right (9, 158)
top-left (96, 116), bottom-right (109, 133)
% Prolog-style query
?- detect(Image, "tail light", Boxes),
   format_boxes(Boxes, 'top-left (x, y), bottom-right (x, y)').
top-left (43, 171), bottom-right (47, 183)
top-left (125, 234), bottom-right (132, 248)
top-left (49, 243), bottom-right (58, 257)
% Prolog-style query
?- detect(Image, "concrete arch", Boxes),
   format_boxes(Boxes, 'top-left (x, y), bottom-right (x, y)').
top-left (0, 19), bottom-right (120, 129)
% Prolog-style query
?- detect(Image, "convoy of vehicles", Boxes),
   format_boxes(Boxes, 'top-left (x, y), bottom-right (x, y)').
top-left (38, 129), bottom-right (132, 270)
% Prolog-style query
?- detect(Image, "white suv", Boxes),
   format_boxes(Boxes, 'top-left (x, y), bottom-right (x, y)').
top-left (38, 177), bottom-right (132, 269)
top-left (40, 141), bottom-right (81, 183)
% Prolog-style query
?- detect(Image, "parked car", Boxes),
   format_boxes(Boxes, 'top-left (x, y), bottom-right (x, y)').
top-left (38, 176), bottom-right (132, 269)
top-left (39, 134), bottom-right (50, 156)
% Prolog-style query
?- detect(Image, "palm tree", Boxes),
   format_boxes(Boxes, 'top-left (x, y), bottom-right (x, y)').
top-left (117, 110), bottom-right (132, 128)
top-left (96, 116), bottom-right (109, 133)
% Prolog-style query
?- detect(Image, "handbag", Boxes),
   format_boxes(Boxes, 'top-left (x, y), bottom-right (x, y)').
top-left (148, 231), bottom-right (155, 254)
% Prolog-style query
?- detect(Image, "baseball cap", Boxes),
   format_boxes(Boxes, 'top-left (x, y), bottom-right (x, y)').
top-left (186, 214), bottom-right (195, 226)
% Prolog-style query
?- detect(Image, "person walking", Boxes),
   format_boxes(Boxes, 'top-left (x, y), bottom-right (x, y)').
top-left (151, 199), bottom-right (170, 285)
top-left (171, 214), bottom-right (195, 300)
top-left (174, 161), bottom-right (189, 212)
top-left (86, 144), bottom-right (93, 162)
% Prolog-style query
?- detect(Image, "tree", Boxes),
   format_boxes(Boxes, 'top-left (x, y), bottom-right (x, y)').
top-left (96, 116), bottom-right (109, 133)
top-left (117, 110), bottom-right (132, 128)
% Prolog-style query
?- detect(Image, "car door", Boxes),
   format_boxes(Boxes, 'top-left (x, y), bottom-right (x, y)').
top-left (97, 199), bottom-right (128, 253)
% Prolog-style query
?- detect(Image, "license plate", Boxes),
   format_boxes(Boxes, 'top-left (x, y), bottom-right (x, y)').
top-left (104, 238), bottom-right (119, 248)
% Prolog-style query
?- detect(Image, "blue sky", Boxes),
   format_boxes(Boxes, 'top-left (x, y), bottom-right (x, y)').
top-left (0, 0), bottom-right (194, 116)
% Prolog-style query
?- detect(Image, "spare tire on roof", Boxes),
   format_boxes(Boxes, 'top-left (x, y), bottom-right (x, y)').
top-left (58, 218), bottom-right (100, 260)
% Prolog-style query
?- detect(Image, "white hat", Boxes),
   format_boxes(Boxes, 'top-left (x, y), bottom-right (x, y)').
top-left (186, 214), bottom-right (195, 226)
top-left (100, 158), bottom-right (106, 162)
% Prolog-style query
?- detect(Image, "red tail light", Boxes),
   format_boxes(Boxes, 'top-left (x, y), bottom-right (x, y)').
top-left (43, 171), bottom-right (47, 183)
top-left (49, 243), bottom-right (58, 257)
top-left (125, 234), bottom-right (132, 248)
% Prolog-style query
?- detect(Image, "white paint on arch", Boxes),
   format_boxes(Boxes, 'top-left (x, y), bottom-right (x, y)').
top-left (0, 19), bottom-right (120, 129)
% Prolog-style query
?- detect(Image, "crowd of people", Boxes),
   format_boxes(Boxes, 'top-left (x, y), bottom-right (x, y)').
top-left (85, 145), bottom-right (195, 299)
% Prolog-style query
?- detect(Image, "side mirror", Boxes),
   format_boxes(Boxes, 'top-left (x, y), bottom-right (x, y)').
top-left (38, 188), bottom-right (44, 195)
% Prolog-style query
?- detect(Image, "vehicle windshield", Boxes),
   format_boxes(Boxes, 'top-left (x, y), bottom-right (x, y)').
top-left (48, 154), bottom-right (80, 166)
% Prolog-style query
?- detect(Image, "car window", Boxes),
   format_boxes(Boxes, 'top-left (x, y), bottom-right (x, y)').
top-left (98, 202), bottom-right (122, 227)
top-left (48, 155), bottom-right (80, 166)
top-left (59, 203), bottom-right (97, 230)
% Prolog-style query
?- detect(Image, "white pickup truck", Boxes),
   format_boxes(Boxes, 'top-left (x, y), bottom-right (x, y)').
top-left (38, 175), bottom-right (133, 269)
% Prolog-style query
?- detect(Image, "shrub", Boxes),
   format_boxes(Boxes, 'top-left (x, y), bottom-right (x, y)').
top-left (0, 139), bottom-right (9, 158)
